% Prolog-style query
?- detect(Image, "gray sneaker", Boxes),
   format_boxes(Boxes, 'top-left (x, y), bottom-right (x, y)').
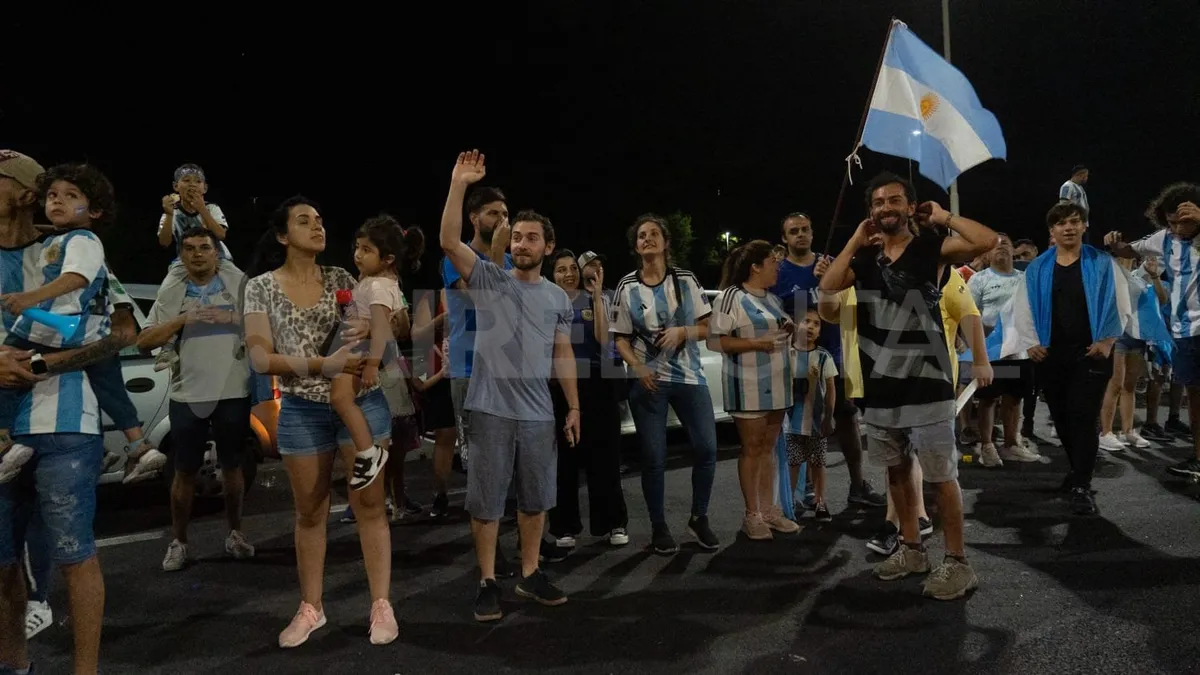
top-left (874, 545), bottom-right (930, 581)
top-left (162, 539), bottom-right (188, 572)
top-left (225, 530), bottom-right (256, 559)
top-left (922, 557), bottom-right (979, 600)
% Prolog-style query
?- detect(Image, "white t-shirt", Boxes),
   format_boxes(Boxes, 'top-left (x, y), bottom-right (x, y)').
top-left (158, 204), bottom-right (232, 260)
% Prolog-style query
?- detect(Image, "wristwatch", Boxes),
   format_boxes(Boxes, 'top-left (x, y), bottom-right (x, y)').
top-left (30, 353), bottom-right (47, 375)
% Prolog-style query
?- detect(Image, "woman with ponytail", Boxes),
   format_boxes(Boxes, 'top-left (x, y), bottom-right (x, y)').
top-left (709, 240), bottom-right (799, 539)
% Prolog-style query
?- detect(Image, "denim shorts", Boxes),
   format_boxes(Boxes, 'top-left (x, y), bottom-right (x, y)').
top-left (1114, 335), bottom-right (1147, 355)
top-left (276, 389), bottom-right (392, 456)
top-left (0, 433), bottom-right (104, 567)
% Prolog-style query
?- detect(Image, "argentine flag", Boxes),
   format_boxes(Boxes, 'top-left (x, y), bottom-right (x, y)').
top-left (980, 247), bottom-right (1174, 364)
top-left (861, 21), bottom-right (1007, 191)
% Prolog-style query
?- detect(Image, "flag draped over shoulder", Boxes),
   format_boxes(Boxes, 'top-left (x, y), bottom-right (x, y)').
top-left (983, 246), bottom-right (1174, 363)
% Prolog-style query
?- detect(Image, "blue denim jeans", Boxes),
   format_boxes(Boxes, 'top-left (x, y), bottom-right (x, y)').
top-left (628, 380), bottom-right (717, 525)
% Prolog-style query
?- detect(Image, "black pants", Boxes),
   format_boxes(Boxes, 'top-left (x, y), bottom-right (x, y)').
top-left (1037, 352), bottom-right (1113, 489)
top-left (1022, 367), bottom-right (1039, 430)
top-left (549, 373), bottom-right (628, 538)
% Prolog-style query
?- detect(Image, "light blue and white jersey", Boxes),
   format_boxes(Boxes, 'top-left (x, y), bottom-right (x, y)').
top-left (611, 268), bottom-right (711, 386)
top-left (1130, 229), bottom-right (1200, 338)
top-left (788, 347), bottom-right (839, 436)
top-left (711, 286), bottom-right (792, 412)
top-left (0, 240), bottom-right (43, 338)
top-left (6, 230), bottom-right (112, 349)
top-left (158, 204), bottom-right (232, 260)
top-left (1059, 180), bottom-right (1089, 213)
top-left (967, 266), bottom-right (1027, 359)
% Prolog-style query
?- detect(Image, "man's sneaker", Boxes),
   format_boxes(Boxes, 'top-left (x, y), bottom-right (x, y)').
top-left (100, 451), bottom-right (124, 474)
top-left (24, 600), bottom-right (52, 639)
top-left (958, 425), bottom-right (980, 446)
top-left (225, 530), bottom-right (256, 559)
top-left (814, 502), bottom-right (832, 522)
top-left (742, 512), bottom-right (773, 541)
top-left (539, 539), bottom-right (569, 564)
top-left (0, 443), bottom-right (34, 484)
top-left (515, 569), bottom-right (568, 606)
top-left (401, 496), bottom-right (423, 516)
top-left (651, 523), bottom-right (679, 555)
top-left (866, 522), bottom-right (899, 556)
top-left (368, 599), bottom-right (399, 645)
top-left (1165, 417), bottom-right (1192, 436)
top-left (762, 505), bottom-right (801, 533)
top-left (162, 540), bottom-right (188, 572)
top-left (1118, 431), bottom-right (1151, 448)
top-left (430, 492), bottom-right (449, 518)
top-left (349, 445), bottom-right (388, 490)
top-left (1069, 487), bottom-right (1098, 515)
top-left (848, 479), bottom-right (886, 507)
top-left (123, 446), bottom-right (168, 484)
top-left (279, 602), bottom-right (327, 648)
top-left (688, 515), bottom-right (721, 550)
top-left (874, 545), bottom-right (930, 581)
top-left (474, 579), bottom-right (503, 622)
top-left (919, 516), bottom-right (934, 537)
top-left (153, 344), bottom-right (180, 372)
top-left (1166, 457), bottom-right (1200, 480)
top-left (1139, 423), bottom-right (1171, 442)
top-left (1098, 433), bottom-right (1126, 452)
top-left (999, 443), bottom-right (1043, 463)
top-left (922, 557), bottom-right (979, 600)
top-left (979, 444), bottom-right (1004, 468)
top-left (608, 528), bottom-right (630, 546)
top-left (554, 535), bottom-right (577, 549)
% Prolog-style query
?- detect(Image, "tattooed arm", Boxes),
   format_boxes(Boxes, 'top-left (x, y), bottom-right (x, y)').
top-left (43, 307), bottom-right (137, 375)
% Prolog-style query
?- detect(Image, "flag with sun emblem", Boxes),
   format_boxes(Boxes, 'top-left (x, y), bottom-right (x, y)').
top-left (860, 20), bottom-right (1006, 190)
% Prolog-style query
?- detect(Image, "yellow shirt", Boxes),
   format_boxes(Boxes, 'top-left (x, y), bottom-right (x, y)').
top-left (826, 267), bottom-right (980, 399)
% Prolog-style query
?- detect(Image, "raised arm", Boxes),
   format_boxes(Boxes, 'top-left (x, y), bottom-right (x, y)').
top-left (158, 198), bottom-right (176, 248)
top-left (820, 220), bottom-right (872, 293)
top-left (920, 202), bottom-right (999, 264)
top-left (439, 150), bottom-right (490, 284)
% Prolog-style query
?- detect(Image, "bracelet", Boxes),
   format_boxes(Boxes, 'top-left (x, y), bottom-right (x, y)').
top-left (569, 406), bottom-right (580, 411)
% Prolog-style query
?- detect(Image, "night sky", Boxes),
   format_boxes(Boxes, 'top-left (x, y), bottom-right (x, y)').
top-left (4, 1), bottom-right (1197, 289)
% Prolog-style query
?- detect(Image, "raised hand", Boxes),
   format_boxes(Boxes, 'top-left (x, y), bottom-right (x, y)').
top-left (1144, 257), bottom-right (1161, 278)
top-left (162, 194), bottom-right (179, 215)
top-left (916, 201), bottom-right (951, 228)
top-left (1104, 231), bottom-right (1123, 248)
top-left (814, 255), bottom-right (831, 278)
top-left (451, 150), bottom-right (487, 185)
top-left (852, 218), bottom-right (878, 247)
top-left (1177, 201), bottom-right (1200, 226)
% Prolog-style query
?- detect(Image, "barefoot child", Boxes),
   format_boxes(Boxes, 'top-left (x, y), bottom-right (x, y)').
top-left (786, 306), bottom-right (838, 521)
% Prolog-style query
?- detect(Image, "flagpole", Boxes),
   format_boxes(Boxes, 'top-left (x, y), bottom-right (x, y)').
top-left (942, 0), bottom-right (961, 215)
top-left (822, 18), bottom-right (897, 255)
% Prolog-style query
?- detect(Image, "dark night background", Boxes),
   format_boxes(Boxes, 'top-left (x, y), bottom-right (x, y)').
top-left (3, 1), bottom-right (1197, 290)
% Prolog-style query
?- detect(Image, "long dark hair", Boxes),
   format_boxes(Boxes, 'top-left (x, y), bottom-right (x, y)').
top-left (719, 239), bottom-right (774, 290)
top-left (249, 195), bottom-right (321, 277)
top-left (627, 213), bottom-right (674, 269)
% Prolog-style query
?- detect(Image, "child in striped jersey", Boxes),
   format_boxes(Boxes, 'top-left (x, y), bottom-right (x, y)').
top-left (786, 307), bottom-right (838, 522)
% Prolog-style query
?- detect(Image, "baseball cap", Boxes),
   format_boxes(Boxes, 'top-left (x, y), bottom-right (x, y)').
top-left (0, 150), bottom-right (45, 191)
top-left (577, 250), bottom-right (606, 268)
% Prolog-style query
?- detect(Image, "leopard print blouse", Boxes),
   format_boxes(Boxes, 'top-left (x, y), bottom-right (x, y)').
top-left (244, 266), bottom-right (378, 403)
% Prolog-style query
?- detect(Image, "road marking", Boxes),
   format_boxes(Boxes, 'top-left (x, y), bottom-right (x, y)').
top-left (97, 531), bottom-right (163, 548)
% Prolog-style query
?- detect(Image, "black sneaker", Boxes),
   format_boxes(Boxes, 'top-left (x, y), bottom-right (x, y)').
top-left (515, 569), bottom-right (568, 606)
top-left (430, 492), bottom-right (449, 518)
top-left (1060, 472), bottom-right (1076, 493)
top-left (474, 579), bottom-right (503, 622)
top-left (866, 521), bottom-right (899, 556)
top-left (349, 445), bottom-right (388, 490)
top-left (1166, 457), bottom-right (1200, 480)
top-left (814, 502), bottom-right (832, 522)
top-left (402, 496), bottom-right (423, 516)
top-left (1069, 487), bottom-right (1098, 515)
top-left (919, 516), bottom-right (934, 537)
top-left (651, 523), bottom-right (679, 555)
top-left (1165, 417), bottom-right (1192, 436)
top-left (848, 479), bottom-right (887, 508)
top-left (494, 550), bottom-right (517, 578)
top-left (538, 539), bottom-right (569, 563)
top-left (687, 515), bottom-right (720, 551)
top-left (1139, 423), bottom-right (1171, 442)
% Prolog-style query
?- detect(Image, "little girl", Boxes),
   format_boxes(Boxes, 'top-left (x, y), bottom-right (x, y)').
top-left (327, 215), bottom-right (408, 491)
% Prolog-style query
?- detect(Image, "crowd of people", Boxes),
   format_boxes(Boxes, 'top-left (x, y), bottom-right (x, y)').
top-left (0, 146), bottom-right (1198, 674)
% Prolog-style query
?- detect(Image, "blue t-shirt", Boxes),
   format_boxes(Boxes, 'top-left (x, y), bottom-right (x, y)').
top-left (566, 289), bottom-right (619, 372)
top-left (770, 257), bottom-right (843, 366)
top-left (442, 249), bottom-right (513, 379)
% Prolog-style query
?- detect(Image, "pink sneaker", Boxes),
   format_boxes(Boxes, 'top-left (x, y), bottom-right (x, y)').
top-left (368, 599), bottom-right (399, 645)
top-left (279, 602), bottom-right (326, 648)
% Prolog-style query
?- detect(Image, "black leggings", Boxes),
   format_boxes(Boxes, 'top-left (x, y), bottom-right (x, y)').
top-left (549, 374), bottom-right (628, 537)
top-left (1038, 352), bottom-right (1113, 489)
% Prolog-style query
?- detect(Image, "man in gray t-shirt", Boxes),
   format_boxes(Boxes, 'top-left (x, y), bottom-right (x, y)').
top-left (439, 149), bottom-right (580, 622)
top-left (138, 227), bottom-right (255, 573)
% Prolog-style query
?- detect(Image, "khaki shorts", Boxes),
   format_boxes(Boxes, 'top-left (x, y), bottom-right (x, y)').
top-left (864, 419), bottom-right (958, 483)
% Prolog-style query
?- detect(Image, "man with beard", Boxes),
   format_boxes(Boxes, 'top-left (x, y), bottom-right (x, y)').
top-left (439, 150), bottom-right (578, 622)
top-left (820, 172), bottom-right (997, 600)
top-left (771, 212), bottom-right (885, 510)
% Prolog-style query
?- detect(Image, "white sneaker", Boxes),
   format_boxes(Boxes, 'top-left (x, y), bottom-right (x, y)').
top-left (123, 447), bottom-right (168, 484)
top-left (999, 443), bottom-right (1043, 463)
top-left (555, 535), bottom-right (577, 549)
top-left (162, 539), bottom-right (188, 572)
top-left (1119, 431), bottom-right (1151, 448)
top-left (608, 528), bottom-right (630, 546)
top-left (0, 443), bottom-right (34, 483)
top-left (349, 445), bottom-right (387, 491)
top-left (1098, 433), bottom-right (1126, 452)
top-left (25, 600), bottom-right (52, 638)
top-left (225, 530), bottom-right (256, 559)
top-left (979, 444), bottom-right (1004, 468)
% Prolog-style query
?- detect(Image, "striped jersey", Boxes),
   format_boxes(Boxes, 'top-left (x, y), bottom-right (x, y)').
top-left (158, 204), bottom-right (232, 260)
top-left (1059, 180), bottom-right (1089, 212)
top-left (788, 347), bottom-right (838, 435)
top-left (611, 268), bottom-right (712, 386)
top-left (6, 229), bottom-right (112, 349)
top-left (1130, 229), bottom-right (1200, 338)
top-left (710, 286), bottom-right (793, 412)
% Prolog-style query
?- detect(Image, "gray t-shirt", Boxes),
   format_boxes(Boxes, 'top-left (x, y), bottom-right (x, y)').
top-left (463, 259), bottom-right (572, 422)
top-left (149, 273), bottom-right (250, 403)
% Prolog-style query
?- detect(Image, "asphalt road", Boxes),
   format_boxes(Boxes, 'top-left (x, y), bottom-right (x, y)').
top-left (23, 406), bottom-right (1200, 675)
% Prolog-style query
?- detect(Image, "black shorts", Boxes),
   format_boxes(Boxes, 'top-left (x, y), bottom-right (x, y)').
top-left (421, 377), bottom-right (456, 431)
top-left (976, 360), bottom-right (1033, 401)
top-left (833, 375), bottom-right (859, 420)
top-left (169, 397), bottom-right (252, 474)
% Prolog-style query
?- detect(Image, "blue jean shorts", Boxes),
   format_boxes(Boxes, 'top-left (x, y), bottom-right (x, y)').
top-left (277, 389), bottom-right (392, 456)
top-left (0, 433), bottom-right (104, 567)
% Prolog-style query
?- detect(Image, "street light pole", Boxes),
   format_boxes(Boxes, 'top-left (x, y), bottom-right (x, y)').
top-left (942, 0), bottom-right (961, 215)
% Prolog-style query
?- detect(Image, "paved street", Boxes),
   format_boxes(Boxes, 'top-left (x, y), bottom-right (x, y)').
top-left (25, 407), bottom-right (1200, 675)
